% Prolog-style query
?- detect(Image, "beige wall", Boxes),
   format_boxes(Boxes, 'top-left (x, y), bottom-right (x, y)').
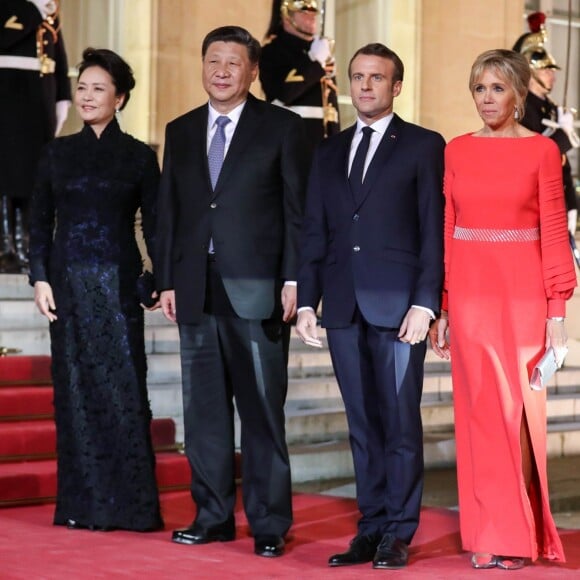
top-left (59, 0), bottom-right (155, 143)
top-left (420, 0), bottom-right (525, 141)
top-left (152, 0), bottom-right (272, 149)
top-left (335, 0), bottom-right (421, 128)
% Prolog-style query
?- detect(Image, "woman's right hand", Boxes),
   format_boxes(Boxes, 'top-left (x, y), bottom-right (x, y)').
top-left (429, 314), bottom-right (450, 360)
top-left (34, 281), bottom-right (57, 322)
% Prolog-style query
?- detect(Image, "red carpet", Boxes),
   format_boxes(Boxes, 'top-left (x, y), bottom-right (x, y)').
top-left (1, 491), bottom-right (578, 579)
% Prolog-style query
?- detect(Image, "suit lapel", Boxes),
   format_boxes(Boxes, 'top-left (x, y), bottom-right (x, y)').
top-left (179, 105), bottom-right (212, 193)
top-left (338, 125), bottom-right (358, 206)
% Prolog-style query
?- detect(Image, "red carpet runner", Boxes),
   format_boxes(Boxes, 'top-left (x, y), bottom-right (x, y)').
top-left (1, 491), bottom-right (578, 578)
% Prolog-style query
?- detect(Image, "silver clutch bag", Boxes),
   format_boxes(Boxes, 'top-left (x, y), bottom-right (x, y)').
top-left (530, 347), bottom-right (567, 391)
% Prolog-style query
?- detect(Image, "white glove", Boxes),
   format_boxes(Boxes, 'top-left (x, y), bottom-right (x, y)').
top-left (308, 37), bottom-right (332, 68)
top-left (28, 0), bottom-right (57, 19)
top-left (557, 106), bottom-right (580, 149)
top-left (55, 100), bottom-right (70, 136)
top-left (568, 209), bottom-right (577, 237)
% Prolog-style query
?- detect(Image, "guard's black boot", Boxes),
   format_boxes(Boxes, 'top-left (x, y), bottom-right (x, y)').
top-left (0, 195), bottom-right (20, 274)
top-left (14, 204), bottom-right (30, 274)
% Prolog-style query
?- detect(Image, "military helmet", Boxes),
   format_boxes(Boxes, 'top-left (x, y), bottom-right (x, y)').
top-left (281, 1), bottom-right (318, 19)
top-left (523, 46), bottom-right (560, 70)
top-left (512, 11), bottom-right (560, 70)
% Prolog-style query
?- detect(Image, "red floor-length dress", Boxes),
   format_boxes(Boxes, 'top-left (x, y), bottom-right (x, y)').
top-left (443, 133), bottom-right (576, 561)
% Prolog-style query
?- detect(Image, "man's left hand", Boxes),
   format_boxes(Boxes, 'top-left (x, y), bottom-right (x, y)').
top-left (281, 284), bottom-right (297, 322)
top-left (398, 307), bottom-right (431, 345)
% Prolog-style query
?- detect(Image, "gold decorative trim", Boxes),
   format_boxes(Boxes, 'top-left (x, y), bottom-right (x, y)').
top-left (4, 15), bottom-right (23, 30)
top-left (285, 68), bottom-right (304, 83)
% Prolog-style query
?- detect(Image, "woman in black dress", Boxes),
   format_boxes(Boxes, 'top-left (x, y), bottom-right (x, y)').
top-left (29, 48), bottom-right (163, 532)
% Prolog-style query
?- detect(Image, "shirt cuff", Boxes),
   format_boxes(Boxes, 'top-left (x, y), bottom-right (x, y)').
top-left (411, 305), bottom-right (435, 319)
top-left (284, 280), bottom-right (297, 286)
top-left (297, 306), bottom-right (315, 314)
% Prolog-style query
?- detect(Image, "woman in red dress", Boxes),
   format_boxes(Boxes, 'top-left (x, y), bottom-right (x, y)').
top-left (430, 49), bottom-right (575, 570)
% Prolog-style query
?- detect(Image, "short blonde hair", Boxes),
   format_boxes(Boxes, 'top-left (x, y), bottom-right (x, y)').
top-left (469, 49), bottom-right (531, 120)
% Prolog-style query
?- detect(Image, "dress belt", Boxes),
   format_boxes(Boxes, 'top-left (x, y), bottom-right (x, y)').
top-left (0, 55), bottom-right (41, 71)
top-left (271, 100), bottom-right (324, 119)
top-left (453, 226), bottom-right (540, 242)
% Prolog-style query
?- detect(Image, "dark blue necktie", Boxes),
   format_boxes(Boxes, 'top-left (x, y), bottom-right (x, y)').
top-left (349, 126), bottom-right (374, 202)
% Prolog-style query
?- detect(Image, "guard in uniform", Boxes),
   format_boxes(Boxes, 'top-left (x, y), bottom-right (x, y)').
top-left (513, 11), bottom-right (579, 234)
top-left (0, 0), bottom-right (71, 273)
top-left (261, 0), bottom-right (339, 158)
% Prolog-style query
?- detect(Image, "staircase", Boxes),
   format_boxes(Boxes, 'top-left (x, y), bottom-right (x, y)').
top-left (2, 273), bottom-right (580, 489)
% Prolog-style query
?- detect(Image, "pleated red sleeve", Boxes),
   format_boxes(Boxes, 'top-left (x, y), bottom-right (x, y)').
top-left (538, 139), bottom-right (577, 317)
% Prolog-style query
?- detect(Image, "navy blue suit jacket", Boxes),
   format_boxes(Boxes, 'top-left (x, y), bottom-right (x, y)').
top-left (298, 114), bottom-right (445, 329)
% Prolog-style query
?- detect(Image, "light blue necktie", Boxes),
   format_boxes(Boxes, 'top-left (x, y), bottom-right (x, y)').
top-left (208, 115), bottom-right (231, 189)
top-left (208, 116), bottom-right (230, 253)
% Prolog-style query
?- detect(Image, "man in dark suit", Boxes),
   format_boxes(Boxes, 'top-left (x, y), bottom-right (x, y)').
top-left (296, 43), bottom-right (445, 569)
top-left (155, 25), bottom-right (308, 558)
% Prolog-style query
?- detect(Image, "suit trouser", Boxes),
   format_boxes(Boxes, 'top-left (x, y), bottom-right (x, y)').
top-left (177, 261), bottom-right (292, 537)
top-left (326, 309), bottom-right (425, 544)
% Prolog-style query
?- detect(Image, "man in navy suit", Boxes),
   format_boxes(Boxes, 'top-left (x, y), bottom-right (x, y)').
top-left (156, 26), bottom-right (309, 558)
top-left (296, 43), bottom-right (444, 569)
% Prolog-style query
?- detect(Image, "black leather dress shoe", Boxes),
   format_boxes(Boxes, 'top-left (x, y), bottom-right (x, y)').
top-left (328, 533), bottom-right (381, 567)
top-left (172, 522), bottom-right (235, 545)
top-left (254, 535), bottom-right (285, 557)
top-left (373, 533), bottom-right (409, 569)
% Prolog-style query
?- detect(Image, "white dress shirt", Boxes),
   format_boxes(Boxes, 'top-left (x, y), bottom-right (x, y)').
top-left (207, 101), bottom-right (245, 154)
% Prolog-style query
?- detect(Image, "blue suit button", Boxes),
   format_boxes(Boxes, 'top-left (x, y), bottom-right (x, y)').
top-left (353, 245), bottom-right (360, 252)
top-left (353, 214), bottom-right (359, 221)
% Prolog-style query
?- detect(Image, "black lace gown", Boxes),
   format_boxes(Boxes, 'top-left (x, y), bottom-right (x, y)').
top-left (29, 119), bottom-right (163, 531)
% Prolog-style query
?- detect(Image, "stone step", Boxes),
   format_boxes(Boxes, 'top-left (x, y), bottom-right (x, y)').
top-left (0, 274), bottom-right (32, 300)
top-left (288, 421), bottom-right (580, 484)
top-left (287, 377), bottom-right (341, 401)
top-left (288, 439), bottom-right (354, 483)
top-left (288, 431), bottom-right (461, 483)
top-left (284, 400), bottom-right (348, 445)
top-left (0, 328), bottom-right (50, 355)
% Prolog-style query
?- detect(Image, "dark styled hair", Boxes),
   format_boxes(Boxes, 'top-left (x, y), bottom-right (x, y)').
top-left (348, 43), bottom-right (404, 83)
top-left (202, 26), bottom-right (261, 65)
top-left (77, 48), bottom-right (135, 110)
top-left (469, 49), bottom-right (530, 120)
